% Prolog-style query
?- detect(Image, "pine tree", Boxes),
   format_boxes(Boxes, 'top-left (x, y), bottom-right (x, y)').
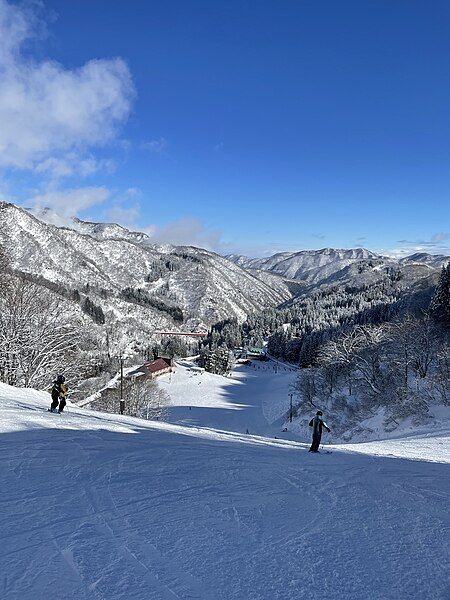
top-left (430, 264), bottom-right (450, 326)
top-left (82, 296), bottom-right (106, 325)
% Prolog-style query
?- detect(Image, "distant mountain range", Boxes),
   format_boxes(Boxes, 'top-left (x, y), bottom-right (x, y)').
top-left (0, 202), bottom-right (447, 347)
top-left (227, 247), bottom-right (448, 291)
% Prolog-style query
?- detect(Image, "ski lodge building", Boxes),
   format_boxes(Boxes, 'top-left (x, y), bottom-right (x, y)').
top-left (128, 357), bottom-right (174, 380)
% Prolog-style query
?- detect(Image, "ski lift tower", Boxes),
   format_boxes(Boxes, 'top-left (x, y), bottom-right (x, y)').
top-left (117, 351), bottom-right (132, 415)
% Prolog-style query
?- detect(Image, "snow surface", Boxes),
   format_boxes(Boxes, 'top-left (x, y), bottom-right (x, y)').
top-left (161, 361), bottom-right (450, 462)
top-left (1, 373), bottom-right (449, 600)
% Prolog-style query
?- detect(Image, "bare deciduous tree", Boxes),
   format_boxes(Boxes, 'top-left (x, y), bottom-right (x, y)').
top-left (410, 315), bottom-right (438, 379)
top-left (319, 325), bottom-right (388, 396)
top-left (91, 375), bottom-right (169, 420)
top-left (296, 369), bottom-right (318, 407)
top-left (0, 274), bottom-right (81, 388)
top-left (428, 344), bottom-right (450, 406)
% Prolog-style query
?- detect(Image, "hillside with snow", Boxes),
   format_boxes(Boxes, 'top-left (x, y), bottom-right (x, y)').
top-left (0, 202), bottom-right (292, 339)
top-left (1, 364), bottom-right (449, 600)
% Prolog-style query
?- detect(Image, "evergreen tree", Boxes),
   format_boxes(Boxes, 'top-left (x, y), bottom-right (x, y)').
top-left (199, 346), bottom-right (234, 374)
top-left (82, 297), bottom-right (106, 325)
top-left (430, 264), bottom-right (450, 326)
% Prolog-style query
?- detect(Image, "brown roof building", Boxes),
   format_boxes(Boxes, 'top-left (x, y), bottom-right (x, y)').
top-left (129, 357), bottom-right (174, 380)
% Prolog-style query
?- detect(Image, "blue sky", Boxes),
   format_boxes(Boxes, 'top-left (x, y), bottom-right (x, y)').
top-left (1, 0), bottom-right (449, 256)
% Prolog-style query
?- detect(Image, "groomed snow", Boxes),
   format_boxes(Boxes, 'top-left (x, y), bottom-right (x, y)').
top-left (0, 373), bottom-right (449, 600)
top-left (160, 361), bottom-right (450, 463)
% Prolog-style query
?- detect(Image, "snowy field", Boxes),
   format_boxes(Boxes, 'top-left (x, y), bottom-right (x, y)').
top-left (0, 370), bottom-right (449, 600)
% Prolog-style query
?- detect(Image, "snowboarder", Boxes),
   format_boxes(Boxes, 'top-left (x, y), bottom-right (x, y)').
top-left (49, 375), bottom-right (68, 413)
top-left (308, 410), bottom-right (331, 453)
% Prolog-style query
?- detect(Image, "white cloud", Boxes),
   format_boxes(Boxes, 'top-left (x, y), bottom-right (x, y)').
top-left (34, 154), bottom-right (116, 179)
top-left (0, 0), bottom-right (134, 171)
top-left (386, 232), bottom-right (450, 257)
top-left (124, 187), bottom-right (142, 198)
top-left (148, 217), bottom-right (223, 250)
top-left (100, 200), bottom-right (225, 252)
top-left (431, 232), bottom-right (448, 243)
top-left (29, 186), bottom-right (110, 226)
top-left (141, 137), bottom-right (168, 154)
top-left (105, 203), bottom-right (141, 228)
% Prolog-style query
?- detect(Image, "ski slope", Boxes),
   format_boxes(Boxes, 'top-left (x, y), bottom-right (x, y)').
top-left (0, 378), bottom-right (449, 600)
top-left (160, 361), bottom-right (450, 462)
top-left (159, 359), bottom-right (298, 438)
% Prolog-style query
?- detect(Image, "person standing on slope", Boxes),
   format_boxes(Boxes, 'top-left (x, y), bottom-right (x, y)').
top-left (49, 375), bottom-right (68, 413)
top-left (308, 410), bottom-right (331, 453)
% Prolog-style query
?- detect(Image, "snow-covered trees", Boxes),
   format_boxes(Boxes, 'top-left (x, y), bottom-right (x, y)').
top-left (199, 346), bottom-right (234, 375)
top-left (0, 274), bottom-right (81, 388)
top-left (428, 343), bottom-right (450, 405)
top-left (120, 287), bottom-right (184, 322)
top-left (389, 315), bottom-right (438, 380)
top-left (203, 319), bottom-right (243, 351)
top-left (145, 257), bottom-right (180, 282)
top-left (91, 376), bottom-right (170, 420)
top-left (296, 370), bottom-right (318, 407)
top-left (430, 263), bottom-right (450, 326)
top-left (319, 325), bottom-right (388, 397)
top-left (293, 306), bottom-right (449, 434)
top-left (82, 297), bottom-right (105, 325)
top-left (0, 243), bottom-right (9, 272)
top-left (125, 378), bottom-right (170, 420)
top-left (205, 276), bottom-right (408, 367)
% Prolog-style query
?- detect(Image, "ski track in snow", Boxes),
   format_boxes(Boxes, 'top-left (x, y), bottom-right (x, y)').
top-left (0, 367), bottom-right (449, 600)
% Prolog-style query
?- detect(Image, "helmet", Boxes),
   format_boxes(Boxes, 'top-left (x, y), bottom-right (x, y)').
top-left (316, 410), bottom-right (323, 416)
top-left (57, 374), bottom-right (65, 383)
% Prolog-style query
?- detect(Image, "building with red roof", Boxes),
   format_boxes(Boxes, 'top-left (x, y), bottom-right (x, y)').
top-left (128, 357), bottom-right (174, 380)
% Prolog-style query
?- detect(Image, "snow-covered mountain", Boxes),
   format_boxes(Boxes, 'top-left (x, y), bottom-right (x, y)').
top-left (228, 248), bottom-right (382, 281)
top-left (400, 252), bottom-right (449, 269)
top-left (228, 247), bottom-right (447, 288)
top-left (0, 203), bottom-right (292, 341)
top-left (71, 217), bottom-right (150, 244)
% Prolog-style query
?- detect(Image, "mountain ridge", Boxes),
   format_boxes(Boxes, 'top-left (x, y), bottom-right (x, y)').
top-left (0, 203), bottom-right (292, 347)
top-left (227, 247), bottom-right (447, 287)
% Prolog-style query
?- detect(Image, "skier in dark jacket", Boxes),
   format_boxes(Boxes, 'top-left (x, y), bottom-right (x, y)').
top-left (308, 410), bottom-right (331, 452)
top-left (49, 375), bottom-right (68, 413)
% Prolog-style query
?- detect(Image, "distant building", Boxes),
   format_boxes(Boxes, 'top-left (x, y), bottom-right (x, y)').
top-left (128, 357), bottom-right (174, 380)
top-left (246, 347), bottom-right (266, 359)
